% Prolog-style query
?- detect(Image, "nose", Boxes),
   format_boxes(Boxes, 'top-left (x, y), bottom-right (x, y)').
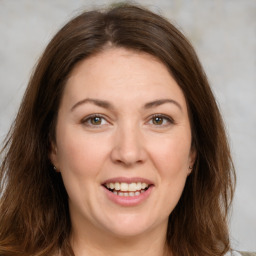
top-left (110, 123), bottom-right (147, 167)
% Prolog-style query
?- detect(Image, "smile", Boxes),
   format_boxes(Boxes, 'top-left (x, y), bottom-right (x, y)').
top-left (104, 182), bottom-right (150, 197)
top-left (102, 178), bottom-right (154, 206)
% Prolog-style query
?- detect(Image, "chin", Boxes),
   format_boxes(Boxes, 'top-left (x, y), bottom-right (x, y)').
top-left (98, 213), bottom-right (160, 238)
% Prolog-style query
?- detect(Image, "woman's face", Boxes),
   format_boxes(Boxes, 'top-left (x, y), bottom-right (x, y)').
top-left (50, 48), bottom-right (196, 239)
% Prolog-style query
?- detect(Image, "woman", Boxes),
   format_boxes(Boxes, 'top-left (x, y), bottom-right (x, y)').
top-left (0, 3), bottom-right (254, 256)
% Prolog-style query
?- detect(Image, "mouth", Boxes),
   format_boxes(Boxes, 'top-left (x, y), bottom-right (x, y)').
top-left (101, 178), bottom-right (154, 206)
top-left (103, 181), bottom-right (152, 197)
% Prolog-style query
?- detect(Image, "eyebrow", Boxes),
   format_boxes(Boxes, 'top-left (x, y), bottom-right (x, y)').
top-left (71, 98), bottom-right (113, 111)
top-left (71, 98), bottom-right (182, 111)
top-left (144, 99), bottom-right (182, 110)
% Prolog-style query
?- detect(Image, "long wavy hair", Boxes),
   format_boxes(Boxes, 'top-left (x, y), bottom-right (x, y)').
top-left (0, 3), bottom-right (235, 256)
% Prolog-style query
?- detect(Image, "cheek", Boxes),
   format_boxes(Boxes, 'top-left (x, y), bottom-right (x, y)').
top-left (56, 127), bottom-right (109, 177)
top-left (55, 129), bottom-right (109, 206)
top-left (149, 134), bottom-right (192, 176)
top-left (149, 136), bottom-right (192, 215)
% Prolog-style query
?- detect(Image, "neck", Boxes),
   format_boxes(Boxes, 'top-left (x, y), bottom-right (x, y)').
top-left (70, 219), bottom-right (171, 256)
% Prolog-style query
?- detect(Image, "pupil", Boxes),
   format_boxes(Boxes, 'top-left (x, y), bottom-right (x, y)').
top-left (154, 117), bottom-right (163, 125)
top-left (92, 117), bottom-right (101, 125)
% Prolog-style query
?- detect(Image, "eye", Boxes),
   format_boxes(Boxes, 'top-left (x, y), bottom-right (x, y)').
top-left (148, 114), bottom-right (174, 127)
top-left (152, 116), bottom-right (164, 125)
top-left (81, 114), bottom-right (108, 127)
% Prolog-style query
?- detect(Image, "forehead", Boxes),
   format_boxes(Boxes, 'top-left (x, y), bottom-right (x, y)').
top-left (63, 47), bottom-right (187, 109)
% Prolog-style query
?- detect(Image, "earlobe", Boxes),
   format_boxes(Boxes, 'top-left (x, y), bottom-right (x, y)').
top-left (49, 142), bottom-right (60, 172)
top-left (188, 147), bottom-right (197, 174)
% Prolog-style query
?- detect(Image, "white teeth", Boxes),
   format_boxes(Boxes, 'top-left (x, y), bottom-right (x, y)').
top-left (128, 183), bottom-right (137, 191)
top-left (105, 181), bottom-right (151, 197)
top-left (105, 182), bottom-right (149, 192)
top-left (116, 190), bottom-right (141, 197)
top-left (136, 182), bottom-right (142, 190)
top-left (115, 182), bottom-right (120, 190)
top-left (120, 183), bottom-right (129, 191)
top-left (141, 183), bottom-right (147, 189)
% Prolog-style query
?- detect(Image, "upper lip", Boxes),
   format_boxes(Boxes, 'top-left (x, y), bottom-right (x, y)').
top-left (102, 177), bottom-right (154, 185)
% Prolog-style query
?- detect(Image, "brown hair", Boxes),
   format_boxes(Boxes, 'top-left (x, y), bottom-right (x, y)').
top-left (0, 3), bottom-right (235, 256)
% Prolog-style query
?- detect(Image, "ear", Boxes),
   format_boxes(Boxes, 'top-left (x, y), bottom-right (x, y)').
top-left (49, 142), bottom-right (60, 172)
top-left (188, 147), bottom-right (197, 174)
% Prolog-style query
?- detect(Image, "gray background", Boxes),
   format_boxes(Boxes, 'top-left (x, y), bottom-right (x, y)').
top-left (0, 0), bottom-right (255, 251)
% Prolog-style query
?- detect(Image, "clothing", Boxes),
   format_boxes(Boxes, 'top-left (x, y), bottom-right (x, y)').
top-left (239, 253), bottom-right (256, 256)
top-left (226, 251), bottom-right (242, 256)
top-left (225, 251), bottom-right (256, 256)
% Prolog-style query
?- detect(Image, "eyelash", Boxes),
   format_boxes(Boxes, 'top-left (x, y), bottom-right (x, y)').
top-left (148, 114), bottom-right (175, 127)
top-left (81, 114), bottom-right (108, 127)
top-left (81, 114), bottom-right (175, 128)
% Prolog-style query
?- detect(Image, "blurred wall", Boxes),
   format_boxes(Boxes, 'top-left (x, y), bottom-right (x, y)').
top-left (0, 0), bottom-right (255, 251)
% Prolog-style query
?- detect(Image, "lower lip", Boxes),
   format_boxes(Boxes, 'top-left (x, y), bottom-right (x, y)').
top-left (102, 185), bottom-right (154, 206)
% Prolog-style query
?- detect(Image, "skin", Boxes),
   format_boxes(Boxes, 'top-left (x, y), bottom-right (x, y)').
top-left (50, 47), bottom-right (196, 256)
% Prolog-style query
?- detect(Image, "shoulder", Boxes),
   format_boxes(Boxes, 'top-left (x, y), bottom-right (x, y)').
top-left (225, 251), bottom-right (256, 256)
top-left (239, 253), bottom-right (256, 256)
top-left (225, 251), bottom-right (242, 256)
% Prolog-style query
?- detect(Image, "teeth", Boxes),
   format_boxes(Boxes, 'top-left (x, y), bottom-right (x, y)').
top-left (115, 190), bottom-right (143, 197)
top-left (120, 183), bottom-right (129, 191)
top-left (105, 182), bottom-right (149, 192)
top-left (115, 190), bottom-right (147, 197)
top-left (136, 182), bottom-right (142, 190)
top-left (115, 182), bottom-right (120, 190)
top-left (104, 181), bottom-right (151, 197)
top-left (141, 183), bottom-right (147, 189)
top-left (128, 183), bottom-right (137, 191)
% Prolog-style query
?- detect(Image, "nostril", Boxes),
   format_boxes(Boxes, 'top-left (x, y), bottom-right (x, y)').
top-left (110, 140), bottom-right (147, 166)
